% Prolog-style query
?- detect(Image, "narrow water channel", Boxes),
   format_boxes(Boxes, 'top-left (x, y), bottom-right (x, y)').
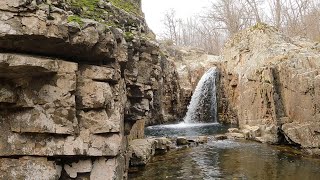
top-left (129, 123), bottom-right (320, 180)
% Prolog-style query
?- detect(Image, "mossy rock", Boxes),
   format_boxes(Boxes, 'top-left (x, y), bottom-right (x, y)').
top-left (67, 15), bottom-right (84, 26)
top-left (109, 0), bottom-right (141, 16)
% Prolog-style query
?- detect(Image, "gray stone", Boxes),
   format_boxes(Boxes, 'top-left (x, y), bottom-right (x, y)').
top-left (176, 137), bottom-right (188, 146)
top-left (228, 128), bottom-right (240, 133)
top-left (226, 133), bottom-right (245, 139)
top-left (76, 80), bottom-right (113, 109)
top-left (78, 65), bottom-right (120, 82)
top-left (64, 159), bottom-right (92, 178)
top-left (214, 134), bottom-right (228, 140)
top-left (0, 84), bottom-right (17, 103)
top-left (0, 156), bottom-right (62, 180)
top-left (153, 137), bottom-right (172, 151)
top-left (129, 139), bottom-right (155, 166)
top-left (282, 122), bottom-right (320, 148)
top-left (78, 110), bottom-right (121, 134)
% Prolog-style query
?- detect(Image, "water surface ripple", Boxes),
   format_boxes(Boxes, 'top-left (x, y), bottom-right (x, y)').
top-left (130, 123), bottom-right (320, 180)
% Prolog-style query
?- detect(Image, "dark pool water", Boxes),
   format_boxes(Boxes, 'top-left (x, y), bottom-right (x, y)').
top-left (129, 123), bottom-right (320, 180)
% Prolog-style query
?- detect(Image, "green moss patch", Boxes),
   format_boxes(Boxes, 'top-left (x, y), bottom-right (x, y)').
top-left (109, 0), bottom-right (141, 16)
top-left (68, 0), bottom-right (99, 11)
top-left (67, 15), bottom-right (84, 26)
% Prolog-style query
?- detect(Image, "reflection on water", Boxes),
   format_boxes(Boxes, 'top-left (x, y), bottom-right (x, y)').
top-left (130, 123), bottom-right (320, 180)
top-left (129, 139), bottom-right (320, 180)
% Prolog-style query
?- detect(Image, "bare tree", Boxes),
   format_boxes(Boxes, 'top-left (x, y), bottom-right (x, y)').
top-left (159, 0), bottom-right (320, 55)
top-left (162, 9), bottom-right (180, 44)
top-left (206, 0), bottom-right (248, 35)
top-left (245, 0), bottom-right (263, 23)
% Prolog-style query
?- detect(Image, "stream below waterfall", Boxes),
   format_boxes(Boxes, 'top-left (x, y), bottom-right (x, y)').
top-left (129, 123), bottom-right (320, 180)
top-left (129, 67), bottom-right (320, 179)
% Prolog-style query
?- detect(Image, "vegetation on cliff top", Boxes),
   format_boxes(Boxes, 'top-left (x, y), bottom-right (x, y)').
top-left (66, 0), bottom-right (142, 32)
top-left (66, 0), bottom-right (141, 18)
top-left (67, 15), bottom-right (84, 26)
top-left (109, 0), bottom-right (141, 16)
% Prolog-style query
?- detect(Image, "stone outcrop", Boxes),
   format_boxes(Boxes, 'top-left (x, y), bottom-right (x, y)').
top-left (0, 0), bottom-right (181, 179)
top-left (128, 136), bottom-right (208, 169)
top-left (219, 23), bottom-right (320, 155)
top-left (129, 139), bottom-right (156, 166)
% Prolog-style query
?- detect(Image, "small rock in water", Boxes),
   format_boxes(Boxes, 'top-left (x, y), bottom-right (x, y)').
top-left (228, 128), bottom-right (240, 133)
top-left (243, 125), bottom-right (261, 137)
top-left (197, 136), bottom-right (208, 144)
top-left (226, 133), bottom-right (245, 139)
top-left (153, 137), bottom-right (172, 152)
top-left (176, 137), bottom-right (188, 146)
top-left (214, 134), bottom-right (228, 140)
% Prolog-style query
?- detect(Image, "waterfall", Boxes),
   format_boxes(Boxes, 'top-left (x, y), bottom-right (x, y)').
top-left (184, 67), bottom-right (218, 123)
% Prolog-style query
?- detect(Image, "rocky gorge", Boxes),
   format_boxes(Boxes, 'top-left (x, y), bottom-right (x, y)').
top-left (0, 0), bottom-right (320, 179)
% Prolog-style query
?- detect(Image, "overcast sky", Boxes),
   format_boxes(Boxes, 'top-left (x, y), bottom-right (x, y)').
top-left (142, 0), bottom-right (212, 37)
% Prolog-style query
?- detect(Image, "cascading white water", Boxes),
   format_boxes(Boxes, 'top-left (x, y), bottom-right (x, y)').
top-left (184, 67), bottom-right (218, 123)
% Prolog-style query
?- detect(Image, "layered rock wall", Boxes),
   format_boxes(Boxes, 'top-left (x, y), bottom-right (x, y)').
top-left (0, 0), bottom-right (180, 179)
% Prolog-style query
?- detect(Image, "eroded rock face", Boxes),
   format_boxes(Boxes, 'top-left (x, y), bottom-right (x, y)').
top-left (219, 24), bottom-right (320, 153)
top-left (0, 0), bottom-right (180, 179)
top-left (162, 46), bottom-right (222, 122)
top-left (0, 157), bottom-right (62, 180)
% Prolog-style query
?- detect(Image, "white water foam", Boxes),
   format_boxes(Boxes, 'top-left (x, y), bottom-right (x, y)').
top-left (146, 122), bottom-right (220, 129)
top-left (184, 67), bottom-right (218, 123)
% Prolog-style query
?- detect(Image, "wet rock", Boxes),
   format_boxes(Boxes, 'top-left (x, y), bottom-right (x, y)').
top-left (228, 128), bottom-right (240, 133)
top-left (176, 137), bottom-right (189, 146)
top-left (197, 136), bottom-right (209, 144)
top-left (226, 133), bottom-right (245, 139)
top-left (153, 137), bottom-right (172, 152)
top-left (282, 122), bottom-right (320, 148)
top-left (241, 125), bottom-right (261, 140)
top-left (129, 139), bottom-right (155, 166)
top-left (185, 136), bottom-right (208, 144)
top-left (214, 134), bottom-right (228, 140)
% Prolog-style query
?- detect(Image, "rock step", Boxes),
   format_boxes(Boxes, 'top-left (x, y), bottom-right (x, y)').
top-left (128, 136), bottom-right (209, 167)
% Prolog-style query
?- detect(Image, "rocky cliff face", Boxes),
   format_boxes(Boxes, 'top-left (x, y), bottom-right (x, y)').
top-left (0, 0), bottom-right (179, 179)
top-left (162, 46), bottom-right (221, 122)
top-left (219, 24), bottom-right (320, 155)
